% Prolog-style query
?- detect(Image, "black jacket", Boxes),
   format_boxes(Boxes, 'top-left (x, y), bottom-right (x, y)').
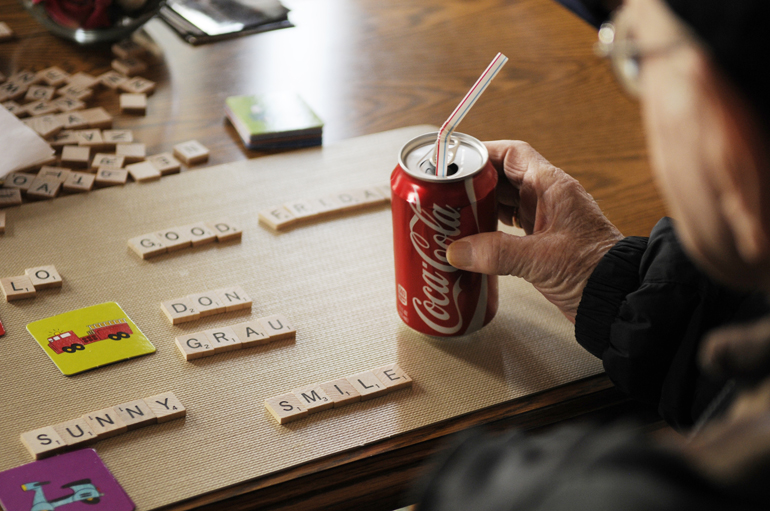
top-left (416, 218), bottom-right (770, 510)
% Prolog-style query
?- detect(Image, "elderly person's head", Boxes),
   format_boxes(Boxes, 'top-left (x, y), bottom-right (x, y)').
top-left (616, 0), bottom-right (770, 290)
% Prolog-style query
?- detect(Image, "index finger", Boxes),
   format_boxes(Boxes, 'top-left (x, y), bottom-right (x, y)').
top-left (484, 140), bottom-right (551, 187)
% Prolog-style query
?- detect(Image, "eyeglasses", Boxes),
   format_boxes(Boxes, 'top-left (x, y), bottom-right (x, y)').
top-left (595, 7), bottom-right (690, 98)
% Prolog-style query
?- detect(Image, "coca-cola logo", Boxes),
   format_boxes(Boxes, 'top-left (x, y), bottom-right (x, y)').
top-left (409, 192), bottom-right (464, 335)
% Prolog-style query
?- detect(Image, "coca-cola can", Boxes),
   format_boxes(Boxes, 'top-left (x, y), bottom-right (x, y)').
top-left (391, 131), bottom-right (498, 337)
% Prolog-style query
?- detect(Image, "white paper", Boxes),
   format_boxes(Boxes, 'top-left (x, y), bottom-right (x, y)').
top-left (0, 106), bottom-right (55, 178)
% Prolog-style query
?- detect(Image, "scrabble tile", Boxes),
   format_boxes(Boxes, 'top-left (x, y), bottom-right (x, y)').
top-left (75, 128), bottom-right (106, 148)
top-left (331, 190), bottom-right (366, 211)
top-left (230, 320), bottom-right (270, 347)
top-left (92, 153), bottom-right (124, 169)
top-left (57, 111), bottom-right (89, 129)
top-left (372, 363), bottom-right (413, 391)
top-left (161, 297), bottom-right (200, 324)
top-left (0, 22), bottom-right (13, 42)
top-left (187, 291), bottom-right (225, 317)
top-left (39, 166), bottom-right (71, 182)
top-left (82, 408), bottom-right (128, 438)
top-left (2, 100), bottom-right (27, 116)
top-left (0, 211), bottom-right (5, 234)
top-left (61, 145), bottom-right (90, 168)
top-left (314, 194), bottom-right (351, 214)
top-left (52, 95), bottom-right (86, 112)
top-left (175, 332), bottom-right (213, 360)
top-left (119, 76), bottom-right (155, 95)
top-left (258, 314), bottom-right (296, 341)
top-left (24, 85), bottom-right (55, 103)
top-left (62, 171), bottom-right (95, 193)
top-left (56, 83), bottom-right (93, 101)
top-left (112, 39), bottom-right (145, 59)
top-left (116, 142), bottom-right (146, 163)
top-left (80, 107), bottom-right (112, 128)
top-left (265, 393), bottom-right (308, 424)
top-left (9, 70), bottom-right (40, 86)
top-left (128, 232), bottom-right (167, 259)
top-left (173, 140), bottom-right (209, 165)
top-left (345, 371), bottom-right (389, 401)
top-left (284, 199), bottom-right (319, 220)
top-left (127, 161), bottom-right (161, 182)
top-left (0, 188), bottom-right (22, 208)
top-left (49, 129), bottom-right (80, 148)
top-left (258, 206), bottom-right (297, 230)
top-left (20, 427), bottom-right (66, 459)
top-left (0, 80), bottom-right (26, 101)
top-left (67, 71), bottom-right (99, 89)
top-left (144, 392), bottom-right (186, 423)
top-left (120, 92), bottom-right (147, 114)
top-left (23, 115), bottom-right (64, 138)
top-left (206, 219), bottom-right (242, 241)
top-left (319, 378), bottom-right (362, 408)
top-left (97, 70), bottom-right (128, 89)
top-left (95, 168), bottom-right (129, 187)
top-left (1, 276), bottom-right (36, 301)
top-left (183, 222), bottom-right (217, 246)
top-left (147, 152), bottom-right (181, 175)
top-left (3, 172), bottom-right (35, 191)
top-left (52, 418), bottom-right (97, 447)
top-left (38, 66), bottom-right (70, 87)
top-left (215, 285), bottom-right (252, 312)
top-left (113, 399), bottom-right (157, 430)
top-left (156, 227), bottom-right (193, 251)
top-left (204, 326), bottom-right (242, 353)
top-left (25, 265), bottom-right (63, 289)
top-left (292, 384), bottom-right (334, 413)
top-left (25, 100), bottom-right (60, 116)
top-left (350, 187), bottom-right (389, 205)
top-left (112, 57), bottom-right (147, 76)
top-left (102, 129), bottom-right (133, 145)
top-left (26, 177), bottom-right (61, 200)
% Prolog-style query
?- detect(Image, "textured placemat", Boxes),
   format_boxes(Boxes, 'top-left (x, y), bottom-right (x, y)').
top-left (0, 125), bottom-right (603, 510)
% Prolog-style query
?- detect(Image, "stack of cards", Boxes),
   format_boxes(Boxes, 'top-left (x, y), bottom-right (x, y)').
top-left (224, 92), bottom-right (323, 150)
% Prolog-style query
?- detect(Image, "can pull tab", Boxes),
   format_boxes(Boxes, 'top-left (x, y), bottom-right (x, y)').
top-left (418, 137), bottom-right (459, 176)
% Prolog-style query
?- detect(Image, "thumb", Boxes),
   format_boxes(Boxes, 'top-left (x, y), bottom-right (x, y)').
top-left (447, 231), bottom-right (536, 277)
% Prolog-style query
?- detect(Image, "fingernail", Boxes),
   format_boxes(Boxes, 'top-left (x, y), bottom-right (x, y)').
top-left (447, 241), bottom-right (473, 268)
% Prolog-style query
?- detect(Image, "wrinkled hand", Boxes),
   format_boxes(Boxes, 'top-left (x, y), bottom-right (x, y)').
top-left (446, 141), bottom-right (623, 323)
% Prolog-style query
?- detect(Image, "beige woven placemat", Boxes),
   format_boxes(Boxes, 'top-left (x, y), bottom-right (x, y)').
top-left (0, 125), bottom-right (603, 510)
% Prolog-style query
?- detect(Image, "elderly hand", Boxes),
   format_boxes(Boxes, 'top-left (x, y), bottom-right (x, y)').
top-left (446, 141), bottom-right (623, 323)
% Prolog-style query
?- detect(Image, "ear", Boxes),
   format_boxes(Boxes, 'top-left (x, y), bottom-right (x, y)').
top-left (704, 59), bottom-right (770, 265)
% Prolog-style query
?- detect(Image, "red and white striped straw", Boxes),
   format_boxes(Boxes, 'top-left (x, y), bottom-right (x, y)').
top-left (435, 52), bottom-right (508, 177)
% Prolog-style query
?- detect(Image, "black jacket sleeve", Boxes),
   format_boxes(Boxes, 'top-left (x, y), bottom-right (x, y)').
top-left (575, 217), bottom-right (769, 429)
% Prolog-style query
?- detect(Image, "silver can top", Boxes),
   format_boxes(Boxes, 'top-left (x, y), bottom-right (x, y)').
top-left (399, 132), bottom-right (488, 183)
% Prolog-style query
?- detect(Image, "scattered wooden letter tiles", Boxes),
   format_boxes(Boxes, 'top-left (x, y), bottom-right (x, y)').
top-left (1, 265), bottom-right (62, 301)
top-left (258, 184), bottom-right (391, 231)
top-left (162, 285), bottom-right (253, 325)
top-left (265, 363), bottom-right (412, 424)
top-left (20, 391), bottom-right (186, 459)
top-left (128, 219), bottom-right (242, 259)
top-left (175, 314), bottom-right (295, 360)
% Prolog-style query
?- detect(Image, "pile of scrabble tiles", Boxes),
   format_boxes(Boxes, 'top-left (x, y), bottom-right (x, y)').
top-left (1, 265), bottom-right (62, 301)
top-left (0, 39), bottom-right (210, 209)
top-left (175, 314), bottom-right (296, 360)
top-left (20, 392), bottom-right (186, 459)
top-left (128, 219), bottom-right (242, 259)
top-left (265, 363), bottom-right (412, 424)
top-left (258, 185), bottom-right (391, 230)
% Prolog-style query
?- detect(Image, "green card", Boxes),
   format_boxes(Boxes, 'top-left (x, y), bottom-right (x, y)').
top-left (27, 302), bottom-right (155, 376)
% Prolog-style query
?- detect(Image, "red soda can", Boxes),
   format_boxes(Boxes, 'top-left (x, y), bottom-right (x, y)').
top-left (391, 132), bottom-right (498, 336)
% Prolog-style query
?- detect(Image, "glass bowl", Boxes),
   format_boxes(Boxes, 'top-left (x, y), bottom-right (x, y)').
top-left (21, 0), bottom-right (164, 44)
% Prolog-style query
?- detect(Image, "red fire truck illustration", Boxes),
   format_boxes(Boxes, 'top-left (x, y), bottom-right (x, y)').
top-left (47, 319), bottom-right (133, 354)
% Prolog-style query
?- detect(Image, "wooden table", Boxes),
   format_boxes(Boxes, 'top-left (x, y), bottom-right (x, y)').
top-left (0, 0), bottom-right (667, 509)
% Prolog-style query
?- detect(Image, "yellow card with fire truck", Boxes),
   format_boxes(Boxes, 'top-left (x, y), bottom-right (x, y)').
top-left (26, 302), bottom-right (156, 376)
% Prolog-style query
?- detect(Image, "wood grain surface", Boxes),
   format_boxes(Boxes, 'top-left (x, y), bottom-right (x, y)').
top-left (0, 0), bottom-right (668, 509)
